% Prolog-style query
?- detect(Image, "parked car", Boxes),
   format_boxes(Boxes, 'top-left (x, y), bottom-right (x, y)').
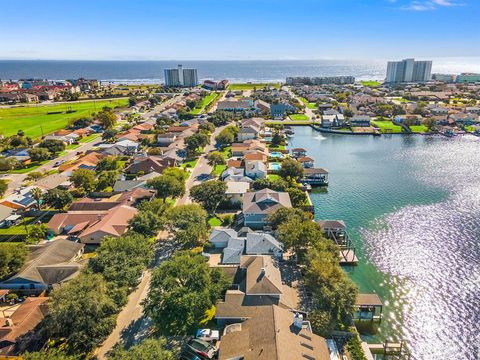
top-left (196, 329), bottom-right (219, 342)
top-left (53, 160), bottom-right (64, 167)
top-left (185, 339), bottom-right (216, 359)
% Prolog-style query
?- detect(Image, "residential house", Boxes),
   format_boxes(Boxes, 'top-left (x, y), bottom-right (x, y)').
top-left (99, 140), bottom-right (139, 156)
top-left (245, 233), bottom-right (283, 258)
top-left (290, 148), bottom-right (307, 158)
top-left (350, 115), bottom-right (372, 127)
top-left (0, 239), bottom-right (84, 294)
top-left (0, 205), bottom-right (15, 228)
top-left (271, 103), bottom-right (295, 119)
top-left (237, 125), bottom-right (260, 142)
top-left (301, 168), bottom-right (329, 185)
top-left (156, 133), bottom-right (177, 146)
top-left (218, 305), bottom-right (330, 360)
top-left (242, 188), bottom-right (292, 229)
top-left (225, 181), bottom-right (250, 205)
top-left (217, 100), bottom-right (254, 112)
top-left (209, 227), bottom-right (240, 248)
top-left (0, 297), bottom-right (49, 356)
top-left (244, 160), bottom-right (267, 180)
top-left (0, 187), bottom-right (38, 210)
top-left (124, 156), bottom-right (175, 175)
top-left (254, 99), bottom-right (271, 114)
top-left (297, 156), bottom-right (314, 168)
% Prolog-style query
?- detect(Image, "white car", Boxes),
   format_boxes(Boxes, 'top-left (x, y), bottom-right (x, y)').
top-left (195, 329), bottom-right (219, 342)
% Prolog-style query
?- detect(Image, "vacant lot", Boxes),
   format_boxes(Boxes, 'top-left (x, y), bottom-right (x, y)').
top-left (0, 99), bottom-right (128, 139)
top-left (371, 120), bottom-right (403, 133)
top-left (190, 92), bottom-right (221, 115)
top-left (228, 83), bottom-right (281, 91)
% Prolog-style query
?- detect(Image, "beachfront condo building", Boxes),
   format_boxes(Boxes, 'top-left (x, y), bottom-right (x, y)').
top-left (456, 73), bottom-right (480, 84)
top-left (164, 65), bottom-right (198, 87)
top-left (385, 58), bottom-right (432, 83)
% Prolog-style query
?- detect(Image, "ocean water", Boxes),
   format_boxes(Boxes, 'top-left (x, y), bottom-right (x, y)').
top-left (0, 58), bottom-right (480, 83)
top-left (288, 127), bottom-right (480, 360)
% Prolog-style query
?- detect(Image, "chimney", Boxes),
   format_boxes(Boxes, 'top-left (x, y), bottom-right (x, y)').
top-left (257, 267), bottom-right (266, 282)
top-left (5, 318), bottom-right (14, 327)
top-left (293, 313), bottom-right (303, 329)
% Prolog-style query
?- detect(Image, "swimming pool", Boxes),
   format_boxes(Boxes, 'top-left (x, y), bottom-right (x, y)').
top-left (269, 151), bottom-right (284, 158)
top-left (269, 162), bottom-right (281, 171)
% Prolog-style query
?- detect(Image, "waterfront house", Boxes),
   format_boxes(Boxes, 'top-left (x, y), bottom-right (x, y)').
top-left (297, 156), bottom-right (314, 168)
top-left (350, 115), bottom-right (372, 127)
top-left (271, 103), bottom-right (295, 119)
top-left (218, 305), bottom-right (330, 360)
top-left (242, 188), bottom-right (292, 229)
top-left (237, 125), bottom-right (261, 141)
top-left (0, 239), bottom-right (84, 294)
top-left (301, 168), bottom-right (329, 185)
top-left (291, 148), bottom-right (307, 158)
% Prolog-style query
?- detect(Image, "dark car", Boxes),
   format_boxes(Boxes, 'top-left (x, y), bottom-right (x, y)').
top-left (183, 338), bottom-right (216, 359)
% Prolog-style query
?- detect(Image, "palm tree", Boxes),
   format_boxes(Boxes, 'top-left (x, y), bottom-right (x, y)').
top-left (31, 187), bottom-right (43, 210)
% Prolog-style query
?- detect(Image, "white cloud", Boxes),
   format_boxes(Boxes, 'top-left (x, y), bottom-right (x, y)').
top-left (394, 0), bottom-right (463, 11)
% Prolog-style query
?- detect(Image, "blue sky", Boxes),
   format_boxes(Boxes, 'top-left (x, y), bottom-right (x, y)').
top-left (1, 0), bottom-right (478, 60)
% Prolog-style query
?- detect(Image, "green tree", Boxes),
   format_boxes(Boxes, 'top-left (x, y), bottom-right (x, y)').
top-left (252, 177), bottom-right (289, 192)
top-left (279, 158), bottom-right (304, 179)
top-left (108, 338), bottom-right (175, 360)
top-left (102, 129), bottom-right (118, 142)
top-left (38, 139), bottom-right (66, 155)
top-left (143, 251), bottom-right (230, 335)
top-left (137, 198), bottom-right (172, 216)
top-left (0, 157), bottom-right (20, 171)
top-left (185, 132), bottom-right (210, 155)
top-left (271, 131), bottom-right (284, 147)
top-left (147, 175), bottom-right (185, 201)
top-left (304, 242), bottom-right (358, 327)
top-left (90, 233), bottom-right (153, 289)
top-left (276, 219), bottom-right (326, 261)
top-left (23, 349), bottom-right (81, 360)
top-left (190, 180), bottom-right (227, 215)
top-left (45, 273), bottom-right (118, 354)
top-left (27, 223), bottom-right (48, 244)
top-left (96, 170), bottom-right (119, 191)
top-left (28, 147), bottom-right (51, 162)
top-left (71, 168), bottom-right (96, 192)
top-left (96, 156), bottom-right (124, 173)
top-left (31, 187), bottom-right (43, 209)
top-left (128, 210), bottom-right (163, 237)
top-left (215, 126), bottom-right (238, 147)
top-left (199, 122), bottom-right (215, 133)
top-left (162, 167), bottom-right (189, 183)
top-left (0, 243), bottom-right (28, 278)
top-left (164, 204), bottom-right (208, 246)
top-left (267, 208), bottom-right (313, 229)
top-left (44, 188), bottom-right (74, 209)
top-left (286, 187), bottom-right (307, 208)
top-left (207, 151), bottom-right (226, 168)
top-left (0, 179), bottom-right (8, 198)
top-left (97, 108), bottom-right (117, 129)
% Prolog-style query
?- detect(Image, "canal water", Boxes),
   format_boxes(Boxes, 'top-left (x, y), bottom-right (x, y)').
top-left (287, 126), bottom-right (480, 360)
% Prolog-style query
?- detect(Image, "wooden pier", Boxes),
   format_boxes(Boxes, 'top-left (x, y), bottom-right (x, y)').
top-left (339, 249), bottom-right (358, 265)
top-left (317, 220), bottom-right (359, 265)
top-left (367, 340), bottom-right (408, 356)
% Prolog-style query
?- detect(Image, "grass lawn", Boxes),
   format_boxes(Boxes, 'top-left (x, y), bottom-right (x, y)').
top-left (409, 125), bottom-right (429, 133)
top-left (2, 160), bottom-right (50, 174)
top-left (371, 120), bottom-right (403, 134)
top-left (299, 97), bottom-right (317, 109)
top-left (0, 217), bottom-right (34, 235)
top-left (78, 133), bottom-right (100, 143)
top-left (0, 99), bottom-right (129, 139)
top-left (228, 83), bottom-right (281, 91)
top-left (181, 158), bottom-right (198, 169)
top-left (208, 217), bottom-right (222, 227)
top-left (190, 92), bottom-right (221, 115)
top-left (220, 146), bottom-right (231, 158)
top-left (268, 144), bottom-right (286, 150)
top-left (290, 114), bottom-right (309, 121)
top-left (360, 80), bottom-right (382, 87)
top-left (267, 174), bottom-right (282, 181)
top-left (266, 120), bottom-right (312, 126)
top-left (212, 164), bottom-right (227, 176)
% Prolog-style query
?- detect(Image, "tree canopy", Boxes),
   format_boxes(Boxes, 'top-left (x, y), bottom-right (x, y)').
top-left (45, 272), bottom-right (118, 354)
top-left (70, 168), bottom-right (96, 192)
top-left (43, 188), bottom-right (74, 209)
top-left (279, 158), bottom-right (304, 179)
top-left (190, 180), bottom-right (227, 215)
top-left (0, 243), bottom-right (29, 279)
top-left (38, 139), bottom-right (66, 155)
top-left (164, 204), bottom-right (208, 246)
top-left (147, 174), bottom-right (185, 201)
top-left (143, 251), bottom-right (230, 335)
top-left (107, 338), bottom-right (175, 360)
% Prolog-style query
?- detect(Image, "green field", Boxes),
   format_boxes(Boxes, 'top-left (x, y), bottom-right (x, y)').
top-left (190, 92), bottom-right (221, 115)
top-left (290, 114), bottom-right (309, 121)
top-left (371, 120), bottom-right (403, 133)
top-left (0, 99), bottom-right (129, 139)
top-left (360, 80), bottom-right (382, 87)
top-left (299, 97), bottom-right (317, 109)
top-left (228, 83), bottom-right (281, 91)
top-left (409, 125), bottom-right (429, 133)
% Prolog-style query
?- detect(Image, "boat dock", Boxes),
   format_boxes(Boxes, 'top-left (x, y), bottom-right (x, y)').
top-left (317, 220), bottom-right (359, 265)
